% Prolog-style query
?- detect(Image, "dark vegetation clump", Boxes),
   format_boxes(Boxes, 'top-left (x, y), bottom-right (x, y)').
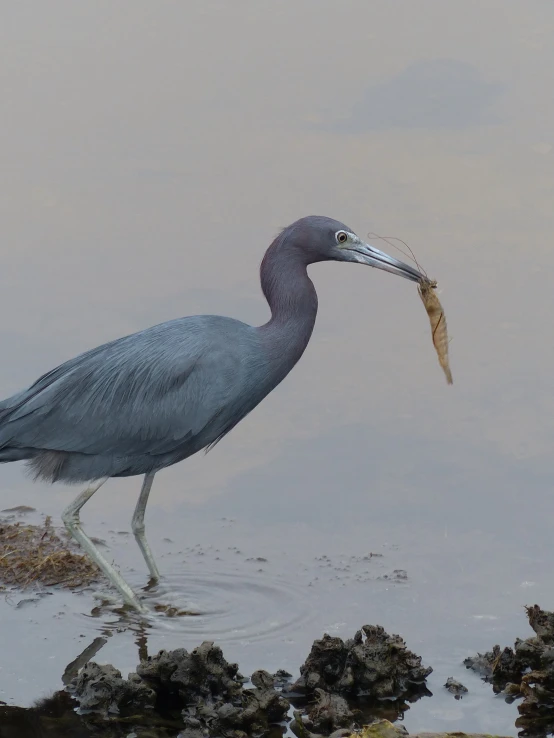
top-left (0, 516), bottom-right (100, 590)
top-left (465, 604), bottom-right (554, 734)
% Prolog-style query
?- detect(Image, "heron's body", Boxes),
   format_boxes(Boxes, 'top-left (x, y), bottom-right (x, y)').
top-left (0, 316), bottom-right (292, 481)
top-left (0, 216), bottom-right (423, 611)
top-left (0, 234), bottom-right (317, 482)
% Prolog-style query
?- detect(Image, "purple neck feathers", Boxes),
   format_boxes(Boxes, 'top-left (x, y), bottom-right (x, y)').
top-left (257, 237), bottom-right (318, 368)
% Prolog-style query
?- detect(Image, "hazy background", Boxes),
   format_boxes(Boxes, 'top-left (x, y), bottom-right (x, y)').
top-left (1, 2), bottom-right (554, 734)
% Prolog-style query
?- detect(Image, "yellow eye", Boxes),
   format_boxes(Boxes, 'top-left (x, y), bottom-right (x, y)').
top-left (337, 232), bottom-right (348, 244)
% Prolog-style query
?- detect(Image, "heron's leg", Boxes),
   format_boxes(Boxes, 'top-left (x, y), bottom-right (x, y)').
top-left (61, 478), bottom-right (145, 612)
top-left (131, 472), bottom-right (160, 582)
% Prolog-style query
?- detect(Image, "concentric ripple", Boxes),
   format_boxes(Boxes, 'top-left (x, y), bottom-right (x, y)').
top-left (135, 566), bottom-right (312, 645)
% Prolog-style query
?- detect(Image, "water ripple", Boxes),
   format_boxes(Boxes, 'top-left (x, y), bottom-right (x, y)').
top-left (137, 567), bottom-right (313, 645)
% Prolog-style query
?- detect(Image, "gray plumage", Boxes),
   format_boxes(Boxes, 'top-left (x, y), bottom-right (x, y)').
top-left (0, 316), bottom-right (268, 481)
top-left (0, 215), bottom-right (424, 610)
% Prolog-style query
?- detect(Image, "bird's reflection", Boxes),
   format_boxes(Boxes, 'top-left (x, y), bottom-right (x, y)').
top-left (0, 617), bottom-right (157, 738)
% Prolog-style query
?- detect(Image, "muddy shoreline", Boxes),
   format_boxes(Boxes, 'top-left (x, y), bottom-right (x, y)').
top-left (4, 606), bottom-right (554, 737)
top-left (0, 611), bottom-right (533, 738)
top-left (1, 516), bottom-right (551, 737)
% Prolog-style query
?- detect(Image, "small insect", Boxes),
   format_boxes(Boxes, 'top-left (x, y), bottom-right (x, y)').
top-left (418, 279), bottom-right (453, 385)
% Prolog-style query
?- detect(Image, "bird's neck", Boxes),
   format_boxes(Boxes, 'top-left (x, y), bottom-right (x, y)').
top-left (257, 242), bottom-right (318, 366)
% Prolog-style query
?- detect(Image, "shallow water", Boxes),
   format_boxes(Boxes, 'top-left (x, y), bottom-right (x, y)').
top-left (1, 0), bottom-right (554, 735)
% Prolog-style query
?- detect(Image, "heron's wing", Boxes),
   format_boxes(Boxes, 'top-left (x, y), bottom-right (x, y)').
top-left (0, 318), bottom-right (246, 457)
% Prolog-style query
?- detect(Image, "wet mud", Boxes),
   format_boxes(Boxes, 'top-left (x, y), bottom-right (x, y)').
top-left (464, 604), bottom-right (554, 736)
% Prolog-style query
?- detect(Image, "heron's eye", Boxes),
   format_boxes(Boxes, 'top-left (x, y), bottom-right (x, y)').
top-left (336, 231), bottom-right (348, 244)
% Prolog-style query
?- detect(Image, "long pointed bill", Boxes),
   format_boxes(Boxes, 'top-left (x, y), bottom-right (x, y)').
top-left (346, 242), bottom-right (425, 282)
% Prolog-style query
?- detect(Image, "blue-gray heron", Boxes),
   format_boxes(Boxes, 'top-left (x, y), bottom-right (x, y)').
top-left (0, 216), bottom-right (424, 611)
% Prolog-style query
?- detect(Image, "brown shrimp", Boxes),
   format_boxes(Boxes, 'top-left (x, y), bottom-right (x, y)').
top-left (418, 279), bottom-right (453, 385)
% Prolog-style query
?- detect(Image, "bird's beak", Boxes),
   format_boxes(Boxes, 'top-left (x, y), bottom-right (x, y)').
top-left (344, 242), bottom-right (425, 283)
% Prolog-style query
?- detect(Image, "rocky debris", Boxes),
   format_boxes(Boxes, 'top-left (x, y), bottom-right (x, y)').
top-left (70, 662), bottom-right (156, 716)
top-left (61, 627), bottom-right (432, 736)
top-left (136, 641), bottom-right (244, 702)
top-left (465, 604), bottom-right (554, 732)
top-left (353, 722), bottom-right (408, 738)
top-left (70, 643), bottom-right (289, 737)
top-left (291, 625), bottom-right (432, 701)
top-left (137, 644), bottom-right (290, 737)
top-left (378, 570), bottom-right (408, 582)
top-left (347, 721), bottom-right (509, 738)
top-left (464, 643), bottom-right (530, 692)
top-left (306, 689), bottom-right (356, 732)
top-left (290, 688), bottom-right (359, 737)
top-left (272, 668), bottom-right (293, 689)
top-left (527, 604), bottom-right (554, 643)
top-left (443, 677), bottom-right (468, 699)
top-left (290, 707), bottom-right (353, 738)
top-left (0, 697), bottom-right (513, 738)
top-left (517, 667), bottom-right (554, 735)
top-left (183, 669), bottom-right (289, 738)
top-left (250, 669), bottom-right (290, 715)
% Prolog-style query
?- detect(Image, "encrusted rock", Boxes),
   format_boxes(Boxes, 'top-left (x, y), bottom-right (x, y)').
top-left (292, 625), bottom-right (432, 701)
top-left (465, 604), bottom-right (554, 731)
top-left (70, 662), bottom-right (155, 716)
top-left (444, 677), bottom-right (468, 699)
top-left (137, 641), bottom-right (243, 703)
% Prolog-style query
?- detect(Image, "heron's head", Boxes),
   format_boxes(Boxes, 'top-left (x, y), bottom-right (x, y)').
top-left (285, 215), bottom-right (424, 283)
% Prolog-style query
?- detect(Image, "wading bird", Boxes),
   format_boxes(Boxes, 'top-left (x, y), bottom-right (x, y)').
top-left (0, 216), bottom-right (424, 611)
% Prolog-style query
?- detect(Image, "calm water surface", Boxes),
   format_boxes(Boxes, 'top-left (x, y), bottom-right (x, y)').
top-left (1, 1), bottom-right (554, 734)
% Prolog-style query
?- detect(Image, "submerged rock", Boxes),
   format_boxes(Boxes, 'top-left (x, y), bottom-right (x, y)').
top-left (463, 642), bottom-right (530, 693)
top-left (465, 604), bottom-right (554, 732)
top-left (443, 677), bottom-right (468, 700)
top-left (291, 625), bottom-right (432, 701)
top-left (272, 668), bottom-right (293, 689)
